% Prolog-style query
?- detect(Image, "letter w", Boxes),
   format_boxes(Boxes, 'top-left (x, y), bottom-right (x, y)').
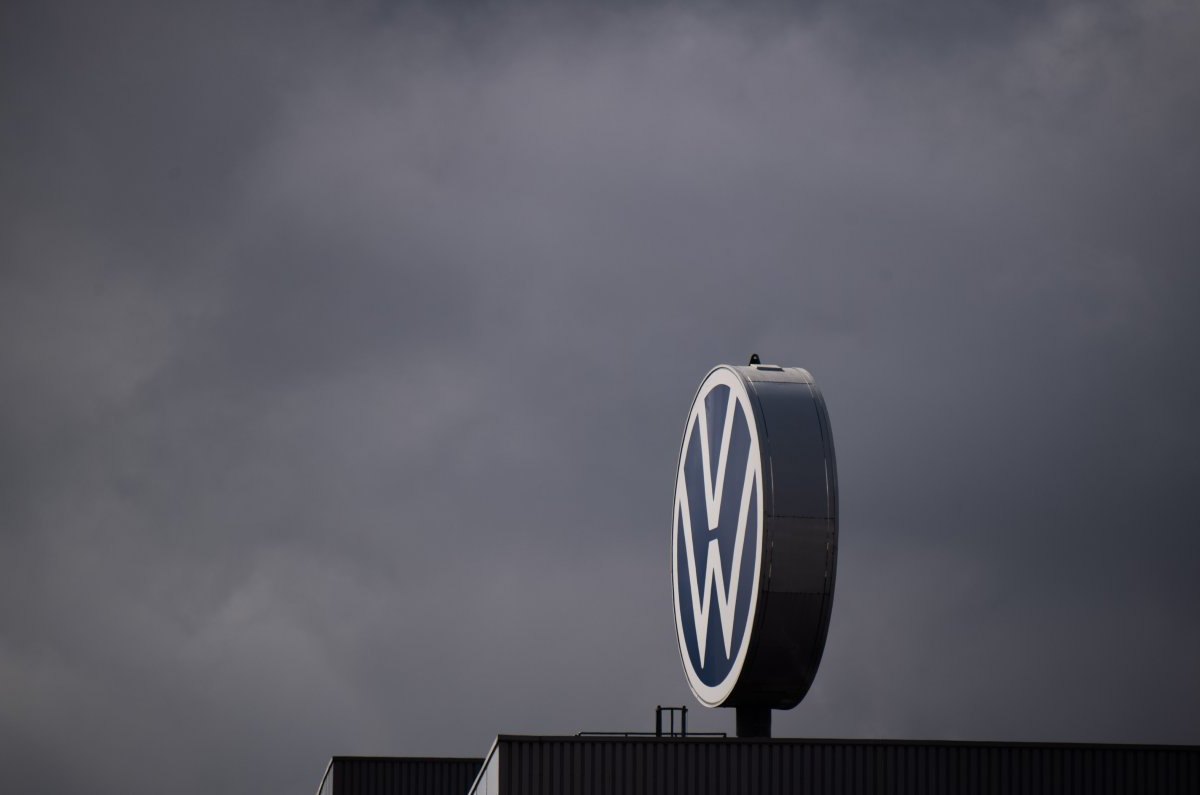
top-left (678, 400), bottom-right (755, 667)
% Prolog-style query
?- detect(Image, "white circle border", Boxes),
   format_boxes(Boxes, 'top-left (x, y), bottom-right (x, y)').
top-left (671, 366), bottom-right (765, 707)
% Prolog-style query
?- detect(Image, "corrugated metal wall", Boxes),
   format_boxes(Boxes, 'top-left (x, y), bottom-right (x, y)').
top-left (331, 756), bottom-right (483, 795)
top-left (497, 736), bottom-right (1200, 795)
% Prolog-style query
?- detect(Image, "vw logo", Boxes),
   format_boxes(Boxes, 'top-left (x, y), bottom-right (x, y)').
top-left (671, 367), bottom-right (764, 707)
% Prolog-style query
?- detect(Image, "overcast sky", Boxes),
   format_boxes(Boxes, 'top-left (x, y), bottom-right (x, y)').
top-left (3, 1), bottom-right (1199, 793)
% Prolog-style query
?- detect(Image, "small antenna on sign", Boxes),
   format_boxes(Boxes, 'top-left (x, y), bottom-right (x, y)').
top-left (748, 353), bottom-right (760, 365)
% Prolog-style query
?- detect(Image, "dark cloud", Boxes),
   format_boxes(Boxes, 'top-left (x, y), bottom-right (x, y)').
top-left (2, 1), bottom-right (1199, 793)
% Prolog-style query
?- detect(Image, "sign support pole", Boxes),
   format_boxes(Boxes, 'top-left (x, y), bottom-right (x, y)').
top-left (736, 707), bottom-right (771, 738)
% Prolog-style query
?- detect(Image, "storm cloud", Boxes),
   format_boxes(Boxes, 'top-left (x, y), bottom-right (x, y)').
top-left (2, 1), bottom-right (1199, 793)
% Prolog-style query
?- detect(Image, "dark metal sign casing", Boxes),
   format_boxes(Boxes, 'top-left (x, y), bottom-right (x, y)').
top-left (671, 364), bottom-right (838, 709)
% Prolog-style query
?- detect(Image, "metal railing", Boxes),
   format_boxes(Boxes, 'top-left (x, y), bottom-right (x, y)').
top-left (575, 706), bottom-right (727, 738)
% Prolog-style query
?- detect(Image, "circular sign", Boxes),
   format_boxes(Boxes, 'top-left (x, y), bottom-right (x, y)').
top-left (671, 363), bottom-right (838, 710)
top-left (671, 368), bottom-right (764, 706)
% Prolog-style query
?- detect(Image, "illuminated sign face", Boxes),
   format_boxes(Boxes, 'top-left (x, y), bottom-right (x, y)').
top-left (671, 367), bottom-right (764, 707)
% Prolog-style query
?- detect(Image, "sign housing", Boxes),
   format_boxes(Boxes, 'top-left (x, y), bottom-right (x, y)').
top-left (671, 362), bottom-right (838, 711)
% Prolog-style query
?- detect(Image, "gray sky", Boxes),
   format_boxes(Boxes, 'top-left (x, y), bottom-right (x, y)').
top-left (3, 1), bottom-right (1199, 793)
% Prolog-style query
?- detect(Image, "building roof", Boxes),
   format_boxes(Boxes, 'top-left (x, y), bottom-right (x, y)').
top-left (318, 755), bottom-right (484, 795)
top-left (478, 735), bottom-right (1200, 795)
